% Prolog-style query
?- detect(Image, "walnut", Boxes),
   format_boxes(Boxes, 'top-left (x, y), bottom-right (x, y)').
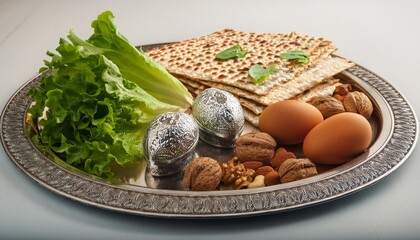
top-left (235, 175), bottom-right (254, 189)
top-left (309, 96), bottom-right (345, 118)
top-left (183, 157), bottom-right (222, 191)
top-left (278, 158), bottom-right (318, 183)
top-left (221, 157), bottom-right (256, 189)
top-left (235, 132), bottom-right (277, 164)
top-left (343, 91), bottom-right (373, 119)
top-left (333, 84), bottom-right (352, 96)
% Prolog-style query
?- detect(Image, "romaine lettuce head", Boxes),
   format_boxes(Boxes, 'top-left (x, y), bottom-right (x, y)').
top-left (29, 11), bottom-right (192, 178)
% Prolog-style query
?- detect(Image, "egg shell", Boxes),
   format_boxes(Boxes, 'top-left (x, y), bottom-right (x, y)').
top-left (303, 112), bottom-right (372, 165)
top-left (259, 100), bottom-right (324, 145)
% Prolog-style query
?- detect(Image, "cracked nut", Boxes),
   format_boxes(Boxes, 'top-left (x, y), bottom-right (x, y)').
top-left (235, 132), bottom-right (277, 164)
top-left (183, 157), bottom-right (222, 191)
top-left (309, 96), bottom-right (345, 118)
top-left (278, 158), bottom-right (318, 183)
top-left (343, 91), bottom-right (373, 119)
top-left (221, 157), bottom-right (256, 189)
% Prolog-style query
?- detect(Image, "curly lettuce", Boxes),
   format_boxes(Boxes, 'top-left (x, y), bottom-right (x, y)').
top-left (28, 11), bottom-right (193, 178)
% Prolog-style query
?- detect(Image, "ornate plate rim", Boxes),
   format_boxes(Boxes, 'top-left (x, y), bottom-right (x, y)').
top-left (1, 49), bottom-right (418, 218)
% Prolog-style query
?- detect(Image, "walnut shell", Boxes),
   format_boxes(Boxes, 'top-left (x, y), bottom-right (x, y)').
top-left (235, 132), bottom-right (277, 164)
top-left (343, 91), bottom-right (373, 119)
top-left (309, 96), bottom-right (345, 118)
top-left (278, 158), bottom-right (318, 183)
top-left (183, 157), bottom-right (222, 191)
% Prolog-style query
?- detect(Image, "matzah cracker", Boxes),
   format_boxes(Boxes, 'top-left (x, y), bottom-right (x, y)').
top-left (192, 55), bottom-right (354, 106)
top-left (179, 77), bottom-right (206, 91)
top-left (178, 55), bottom-right (352, 115)
top-left (237, 78), bottom-right (342, 115)
top-left (239, 80), bottom-right (345, 127)
top-left (184, 76), bottom-right (344, 126)
top-left (293, 79), bottom-right (342, 102)
top-left (242, 107), bottom-right (260, 127)
top-left (182, 82), bottom-right (261, 127)
top-left (146, 29), bottom-right (333, 95)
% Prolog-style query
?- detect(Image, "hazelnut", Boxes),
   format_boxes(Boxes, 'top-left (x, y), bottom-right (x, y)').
top-left (183, 157), bottom-right (222, 191)
top-left (343, 91), bottom-right (373, 119)
top-left (235, 132), bottom-right (277, 164)
top-left (264, 171), bottom-right (280, 186)
top-left (309, 96), bottom-right (345, 118)
top-left (278, 158), bottom-right (318, 183)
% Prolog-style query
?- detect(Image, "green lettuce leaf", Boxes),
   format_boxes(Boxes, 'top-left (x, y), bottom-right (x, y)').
top-left (28, 11), bottom-right (191, 178)
top-left (72, 11), bottom-right (193, 111)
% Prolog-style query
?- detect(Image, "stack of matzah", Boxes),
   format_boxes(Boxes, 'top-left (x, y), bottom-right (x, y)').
top-left (146, 29), bottom-right (355, 127)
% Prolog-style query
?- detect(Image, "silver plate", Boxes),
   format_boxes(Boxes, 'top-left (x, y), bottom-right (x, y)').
top-left (1, 44), bottom-right (418, 218)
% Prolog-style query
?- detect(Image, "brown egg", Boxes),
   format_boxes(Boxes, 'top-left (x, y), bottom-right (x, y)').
top-left (259, 100), bottom-right (324, 145)
top-left (303, 112), bottom-right (372, 165)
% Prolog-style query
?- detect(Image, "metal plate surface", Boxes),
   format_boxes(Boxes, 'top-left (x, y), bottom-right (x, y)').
top-left (1, 44), bottom-right (418, 218)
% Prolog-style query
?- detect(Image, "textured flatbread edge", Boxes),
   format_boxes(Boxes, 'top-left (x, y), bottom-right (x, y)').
top-left (180, 55), bottom-right (354, 109)
top-left (184, 77), bottom-right (344, 127)
top-left (146, 29), bottom-right (335, 95)
top-left (238, 78), bottom-right (342, 115)
top-left (174, 43), bottom-right (335, 95)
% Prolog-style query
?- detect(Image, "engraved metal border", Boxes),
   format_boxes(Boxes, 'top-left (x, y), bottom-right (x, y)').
top-left (1, 60), bottom-right (418, 218)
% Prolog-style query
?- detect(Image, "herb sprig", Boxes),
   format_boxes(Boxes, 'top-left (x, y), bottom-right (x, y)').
top-left (249, 64), bottom-right (276, 84)
top-left (279, 50), bottom-right (309, 65)
top-left (215, 45), bottom-right (248, 60)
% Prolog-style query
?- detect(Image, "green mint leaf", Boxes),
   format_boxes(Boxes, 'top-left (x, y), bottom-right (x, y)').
top-left (215, 45), bottom-right (248, 60)
top-left (248, 64), bottom-right (276, 84)
top-left (279, 50), bottom-right (309, 65)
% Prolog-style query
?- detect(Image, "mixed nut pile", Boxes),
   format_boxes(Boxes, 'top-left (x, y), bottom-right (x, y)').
top-left (310, 84), bottom-right (373, 119)
top-left (181, 83), bottom-right (374, 191)
top-left (183, 132), bottom-right (317, 191)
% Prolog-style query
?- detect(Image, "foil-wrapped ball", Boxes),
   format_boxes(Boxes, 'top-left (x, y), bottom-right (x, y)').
top-left (192, 88), bottom-right (244, 148)
top-left (143, 112), bottom-right (199, 176)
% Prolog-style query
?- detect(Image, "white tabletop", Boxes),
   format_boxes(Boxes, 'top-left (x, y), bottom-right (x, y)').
top-left (1, 0), bottom-right (419, 239)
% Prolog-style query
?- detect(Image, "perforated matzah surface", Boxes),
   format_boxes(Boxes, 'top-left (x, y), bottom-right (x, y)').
top-left (146, 29), bottom-right (332, 95)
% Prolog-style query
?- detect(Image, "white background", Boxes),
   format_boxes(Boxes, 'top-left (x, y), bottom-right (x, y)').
top-left (1, 0), bottom-right (419, 239)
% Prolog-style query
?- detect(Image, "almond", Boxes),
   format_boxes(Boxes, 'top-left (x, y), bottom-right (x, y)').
top-left (255, 166), bottom-right (275, 176)
top-left (333, 94), bottom-right (345, 103)
top-left (270, 148), bottom-right (296, 168)
top-left (242, 161), bottom-right (263, 170)
top-left (264, 171), bottom-right (280, 186)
